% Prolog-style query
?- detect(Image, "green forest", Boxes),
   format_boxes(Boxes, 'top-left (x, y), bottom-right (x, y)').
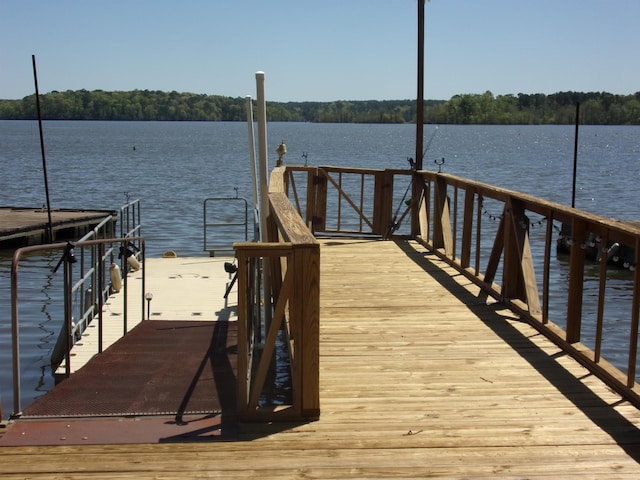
top-left (1, 89), bottom-right (638, 125)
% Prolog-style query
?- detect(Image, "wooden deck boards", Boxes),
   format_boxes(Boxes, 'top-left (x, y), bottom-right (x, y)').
top-left (1, 238), bottom-right (640, 478)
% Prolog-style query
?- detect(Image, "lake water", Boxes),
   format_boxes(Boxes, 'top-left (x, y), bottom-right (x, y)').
top-left (1, 120), bottom-right (639, 415)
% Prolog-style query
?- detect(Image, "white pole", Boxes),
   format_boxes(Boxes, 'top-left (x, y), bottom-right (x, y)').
top-left (255, 71), bottom-right (272, 332)
top-left (256, 72), bottom-right (269, 243)
top-left (245, 95), bottom-right (259, 216)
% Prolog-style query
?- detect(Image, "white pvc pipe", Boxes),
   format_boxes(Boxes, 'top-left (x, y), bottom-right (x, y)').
top-left (256, 72), bottom-right (269, 243)
top-left (245, 95), bottom-right (258, 214)
top-left (255, 72), bottom-right (272, 331)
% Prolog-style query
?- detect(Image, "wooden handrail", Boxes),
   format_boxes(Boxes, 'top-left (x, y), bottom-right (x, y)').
top-left (234, 166), bottom-right (320, 421)
top-left (416, 171), bottom-right (640, 407)
top-left (237, 163), bottom-right (640, 417)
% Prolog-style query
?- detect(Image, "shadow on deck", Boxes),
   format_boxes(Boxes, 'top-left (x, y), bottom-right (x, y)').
top-left (393, 239), bottom-right (640, 464)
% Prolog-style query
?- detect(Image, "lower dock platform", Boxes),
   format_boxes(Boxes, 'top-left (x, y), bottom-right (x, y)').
top-left (0, 207), bottom-right (117, 248)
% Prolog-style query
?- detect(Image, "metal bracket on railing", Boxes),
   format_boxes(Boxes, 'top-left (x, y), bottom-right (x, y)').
top-left (52, 241), bottom-right (77, 273)
top-left (223, 261), bottom-right (238, 299)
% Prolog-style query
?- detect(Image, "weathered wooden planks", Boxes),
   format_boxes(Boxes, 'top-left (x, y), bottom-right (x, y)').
top-left (0, 207), bottom-right (116, 247)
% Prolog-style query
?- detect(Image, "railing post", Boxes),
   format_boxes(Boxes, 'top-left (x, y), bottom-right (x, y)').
top-left (433, 175), bottom-right (449, 251)
top-left (314, 168), bottom-right (327, 231)
top-left (374, 170), bottom-right (393, 235)
top-left (305, 168), bottom-right (317, 230)
top-left (11, 253), bottom-right (23, 417)
top-left (627, 237), bottom-right (640, 387)
top-left (502, 198), bottom-right (524, 302)
top-left (418, 175), bottom-right (430, 241)
top-left (566, 219), bottom-right (586, 343)
top-left (460, 187), bottom-right (475, 269)
top-left (236, 248), bottom-right (250, 416)
top-left (64, 255), bottom-right (73, 377)
top-left (98, 242), bottom-right (104, 353)
top-left (296, 244), bottom-right (320, 418)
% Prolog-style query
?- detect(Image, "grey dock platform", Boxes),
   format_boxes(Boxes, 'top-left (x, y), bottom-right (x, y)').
top-left (0, 207), bottom-right (117, 248)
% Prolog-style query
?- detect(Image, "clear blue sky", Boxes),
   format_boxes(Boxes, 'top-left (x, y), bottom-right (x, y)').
top-left (1, 0), bottom-right (638, 102)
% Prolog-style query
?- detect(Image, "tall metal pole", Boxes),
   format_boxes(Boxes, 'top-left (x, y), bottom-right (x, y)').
top-left (415, 0), bottom-right (425, 170)
top-left (32, 55), bottom-right (54, 243)
top-left (571, 102), bottom-right (580, 209)
top-left (411, 0), bottom-right (426, 236)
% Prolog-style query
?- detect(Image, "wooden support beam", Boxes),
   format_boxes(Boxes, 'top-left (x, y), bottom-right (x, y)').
top-left (482, 210), bottom-right (505, 292)
top-left (375, 170), bottom-right (393, 236)
top-left (297, 243), bottom-right (320, 419)
top-left (314, 170), bottom-right (328, 231)
top-left (506, 198), bottom-right (541, 315)
top-left (433, 176), bottom-right (447, 250)
top-left (249, 262), bottom-right (293, 408)
top-left (418, 179), bottom-right (429, 241)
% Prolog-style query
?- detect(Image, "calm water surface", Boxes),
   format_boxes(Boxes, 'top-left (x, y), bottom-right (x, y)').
top-left (1, 120), bottom-right (639, 414)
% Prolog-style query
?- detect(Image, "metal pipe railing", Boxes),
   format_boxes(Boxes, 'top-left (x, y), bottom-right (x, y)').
top-left (203, 197), bottom-right (249, 255)
top-left (10, 236), bottom-right (145, 418)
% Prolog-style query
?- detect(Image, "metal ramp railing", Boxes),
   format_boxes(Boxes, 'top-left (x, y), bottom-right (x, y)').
top-left (203, 197), bottom-right (251, 256)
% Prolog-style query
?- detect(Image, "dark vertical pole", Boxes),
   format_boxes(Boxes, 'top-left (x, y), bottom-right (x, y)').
top-left (411, 0), bottom-right (425, 236)
top-left (64, 256), bottom-right (72, 377)
top-left (571, 102), bottom-right (580, 209)
top-left (32, 55), bottom-right (54, 242)
top-left (416, 0), bottom-right (425, 169)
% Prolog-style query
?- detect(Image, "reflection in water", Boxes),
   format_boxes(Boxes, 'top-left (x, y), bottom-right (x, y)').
top-left (35, 253), bottom-right (58, 395)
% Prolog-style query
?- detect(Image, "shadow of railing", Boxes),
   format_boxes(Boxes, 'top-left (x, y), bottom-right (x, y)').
top-left (395, 238), bottom-right (640, 462)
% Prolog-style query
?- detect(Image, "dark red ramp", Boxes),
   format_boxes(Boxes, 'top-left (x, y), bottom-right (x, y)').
top-left (22, 320), bottom-right (237, 418)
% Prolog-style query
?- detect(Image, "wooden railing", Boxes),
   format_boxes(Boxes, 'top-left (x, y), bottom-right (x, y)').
top-left (416, 171), bottom-right (640, 406)
top-left (234, 166), bottom-right (320, 421)
top-left (279, 164), bottom-right (640, 408)
top-left (280, 165), bottom-right (404, 236)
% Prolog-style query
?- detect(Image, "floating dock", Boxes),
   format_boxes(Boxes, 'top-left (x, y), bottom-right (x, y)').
top-left (0, 207), bottom-right (117, 248)
top-left (1, 239), bottom-right (639, 477)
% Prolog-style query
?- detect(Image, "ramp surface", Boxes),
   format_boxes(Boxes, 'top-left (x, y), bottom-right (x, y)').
top-left (22, 320), bottom-right (237, 418)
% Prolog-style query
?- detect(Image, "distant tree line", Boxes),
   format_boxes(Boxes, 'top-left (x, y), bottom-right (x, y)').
top-left (428, 91), bottom-right (640, 125)
top-left (0, 89), bottom-right (638, 125)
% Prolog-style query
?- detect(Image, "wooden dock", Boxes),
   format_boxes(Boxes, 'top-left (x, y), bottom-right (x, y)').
top-left (1, 238), bottom-right (639, 478)
top-left (0, 207), bottom-right (117, 248)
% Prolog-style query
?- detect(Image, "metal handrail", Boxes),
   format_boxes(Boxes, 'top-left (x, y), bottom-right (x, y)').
top-left (10, 236), bottom-right (145, 419)
top-left (203, 197), bottom-right (249, 255)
